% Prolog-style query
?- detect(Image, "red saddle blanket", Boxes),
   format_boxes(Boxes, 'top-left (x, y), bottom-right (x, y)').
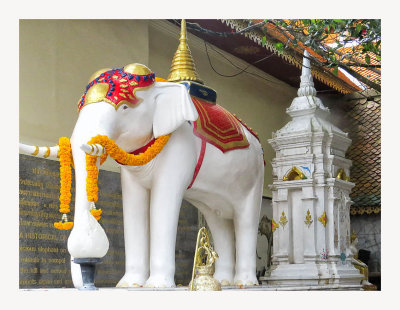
top-left (191, 97), bottom-right (251, 153)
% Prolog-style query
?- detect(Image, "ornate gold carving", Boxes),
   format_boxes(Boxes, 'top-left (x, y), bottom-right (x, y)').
top-left (31, 146), bottom-right (39, 156)
top-left (318, 211), bottom-right (327, 227)
top-left (168, 19), bottom-right (203, 84)
top-left (272, 219), bottom-right (279, 232)
top-left (43, 147), bottom-right (50, 158)
top-left (189, 227), bottom-right (221, 291)
top-left (83, 83), bottom-right (110, 107)
top-left (87, 68), bottom-right (112, 83)
top-left (336, 168), bottom-right (350, 181)
top-left (123, 63), bottom-right (152, 75)
top-left (279, 211), bottom-right (288, 228)
top-left (79, 68), bottom-right (154, 112)
top-left (283, 166), bottom-right (306, 181)
top-left (304, 209), bottom-right (313, 228)
top-left (350, 206), bottom-right (381, 215)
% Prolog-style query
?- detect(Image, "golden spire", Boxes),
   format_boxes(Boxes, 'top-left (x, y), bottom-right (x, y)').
top-left (168, 19), bottom-right (203, 84)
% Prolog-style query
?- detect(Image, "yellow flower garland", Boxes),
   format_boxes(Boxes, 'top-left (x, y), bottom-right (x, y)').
top-left (54, 222), bottom-right (74, 230)
top-left (90, 209), bottom-right (102, 221)
top-left (53, 134), bottom-right (170, 230)
top-left (85, 134), bottom-right (170, 202)
top-left (54, 137), bottom-right (74, 230)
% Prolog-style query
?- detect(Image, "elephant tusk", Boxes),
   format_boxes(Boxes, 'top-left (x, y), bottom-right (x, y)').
top-left (80, 143), bottom-right (106, 156)
top-left (19, 143), bottom-right (60, 159)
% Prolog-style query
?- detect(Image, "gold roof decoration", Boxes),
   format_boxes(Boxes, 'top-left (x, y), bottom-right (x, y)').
top-left (168, 19), bottom-right (203, 84)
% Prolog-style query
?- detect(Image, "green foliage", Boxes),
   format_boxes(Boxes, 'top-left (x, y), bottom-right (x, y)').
top-left (262, 36), bottom-right (266, 47)
top-left (275, 42), bottom-right (284, 52)
top-left (263, 19), bottom-right (381, 90)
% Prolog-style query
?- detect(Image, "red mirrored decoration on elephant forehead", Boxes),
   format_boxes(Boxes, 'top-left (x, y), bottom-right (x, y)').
top-left (78, 65), bottom-right (155, 111)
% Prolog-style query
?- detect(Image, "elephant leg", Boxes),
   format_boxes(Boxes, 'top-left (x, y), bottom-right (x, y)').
top-left (116, 168), bottom-right (150, 288)
top-left (145, 182), bottom-right (186, 288)
top-left (233, 188), bottom-right (262, 286)
top-left (197, 203), bottom-right (235, 286)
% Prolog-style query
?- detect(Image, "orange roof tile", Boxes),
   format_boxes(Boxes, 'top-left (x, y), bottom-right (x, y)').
top-left (249, 19), bottom-right (379, 91)
top-left (337, 46), bottom-right (381, 87)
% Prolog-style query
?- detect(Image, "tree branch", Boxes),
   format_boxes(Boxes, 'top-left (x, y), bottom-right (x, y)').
top-left (266, 19), bottom-right (381, 92)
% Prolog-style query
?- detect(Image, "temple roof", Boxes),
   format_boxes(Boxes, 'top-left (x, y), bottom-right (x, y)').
top-left (343, 94), bottom-right (381, 215)
top-left (337, 45), bottom-right (381, 88)
top-left (180, 19), bottom-right (363, 95)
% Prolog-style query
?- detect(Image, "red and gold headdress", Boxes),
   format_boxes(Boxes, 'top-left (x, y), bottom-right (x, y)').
top-left (78, 63), bottom-right (155, 111)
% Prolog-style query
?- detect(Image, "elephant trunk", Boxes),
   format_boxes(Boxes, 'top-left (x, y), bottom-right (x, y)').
top-left (67, 104), bottom-right (116, 259)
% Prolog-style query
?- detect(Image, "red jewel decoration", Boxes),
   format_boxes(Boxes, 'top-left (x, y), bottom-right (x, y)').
top-left (78, 68), bottom-right (155, 111)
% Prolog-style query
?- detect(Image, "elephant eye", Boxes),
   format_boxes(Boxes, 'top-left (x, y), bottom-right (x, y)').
top-left (122, 105), bottom-right (129, 110)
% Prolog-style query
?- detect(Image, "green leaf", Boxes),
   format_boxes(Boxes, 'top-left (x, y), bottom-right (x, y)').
top-left (332, 66), bottom-right (338, 76)
top-left (365, 53), bottom-right (371, 65)
top-left (333, 19), bottom-right (345, 25)
top-left (356, 23), bottom-right (362, 34)
top-left (275, 42), bottom-right (284, 52)
top-left (262, 36), bottom-right (267, 47)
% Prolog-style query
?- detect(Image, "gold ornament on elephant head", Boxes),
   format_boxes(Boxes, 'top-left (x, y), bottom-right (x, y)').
top-left (189, 227), bottom-right (221, 291)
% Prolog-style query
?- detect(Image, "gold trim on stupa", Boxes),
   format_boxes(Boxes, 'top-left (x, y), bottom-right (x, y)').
top-left (168, 19), bottom-right (203, 84)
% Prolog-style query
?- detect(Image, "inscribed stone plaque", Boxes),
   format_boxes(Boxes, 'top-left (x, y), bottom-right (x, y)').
top-left (19, 154), bottom-right (198, 288)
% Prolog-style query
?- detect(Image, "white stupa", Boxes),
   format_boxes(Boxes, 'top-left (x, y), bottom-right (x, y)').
top-left (260, 51), bottom-right (363, 289)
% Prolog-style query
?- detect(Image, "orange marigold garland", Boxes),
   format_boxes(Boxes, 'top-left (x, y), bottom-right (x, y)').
top-left (85, 134), bottom-right (170, 203)
top-left (54, 137), bottom-right (74, 230)
top-left (52, 134), bottom-right (170, 230)
top-left (90, 203), bottom-right (103, 221)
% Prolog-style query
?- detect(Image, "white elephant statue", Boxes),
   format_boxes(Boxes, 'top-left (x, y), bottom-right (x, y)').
top-left (19, 63), bottom-right (264, 288)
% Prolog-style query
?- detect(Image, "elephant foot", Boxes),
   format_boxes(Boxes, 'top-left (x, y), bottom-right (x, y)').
top-left (214, 272), bottom-right (234, 286)
top-left (145, 275), bottom-right (176, 288)
top-left (116, 273), bottom-right (147, 288)
top-left (220, 279), bottom-right (233, 286)
top-left (234, 273), bottom-right (259, 287)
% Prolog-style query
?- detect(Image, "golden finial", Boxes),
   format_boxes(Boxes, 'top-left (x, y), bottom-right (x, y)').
top-left (168, 19), bottom-right (203, 84)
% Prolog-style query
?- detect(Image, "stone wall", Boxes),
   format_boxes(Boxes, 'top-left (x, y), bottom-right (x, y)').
top-left (19, 154), bottom-right (198, 288)
top-left (350, 213), bottom-right (381, 273)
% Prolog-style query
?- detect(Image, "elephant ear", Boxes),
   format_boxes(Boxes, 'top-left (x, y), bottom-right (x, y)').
top-left (152, 82), bottom-right (198, 138)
